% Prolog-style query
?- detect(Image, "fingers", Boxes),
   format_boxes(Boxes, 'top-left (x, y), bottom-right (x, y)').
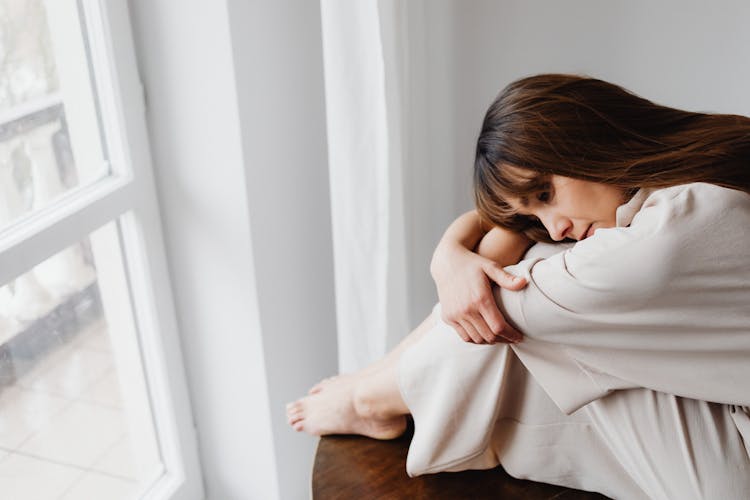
top-left (441, 260), bottom-right (528, 344)
top-left (478, 299), bottom-right (523, 343)
top-left (478, 296), bottom-right (504, 334)
top-left (452, 323), bottom-right (472, 342)
top-left (484, 263), bottom-right (527, 290)
top-left (496, 320), bottom-right (523, 344)
top-left (468, 312), bottom-right (498, 343)
top-left (457, 318), bottom-right (485, 344)
top-left (451, 314), bottom-right (522, 345)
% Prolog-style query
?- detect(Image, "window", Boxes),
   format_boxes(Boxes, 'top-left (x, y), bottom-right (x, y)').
top-left (0, 1), bottom-right (202, 498)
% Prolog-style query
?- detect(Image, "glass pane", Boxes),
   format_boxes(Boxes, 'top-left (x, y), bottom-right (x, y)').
top-left (0, 0), bottom-right (109, 231)
top-left (0, 220), bottom-right (162, 499)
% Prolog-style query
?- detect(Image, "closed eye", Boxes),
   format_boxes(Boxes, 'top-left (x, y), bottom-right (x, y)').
top-left (536, 183), bottom-right (553, 203)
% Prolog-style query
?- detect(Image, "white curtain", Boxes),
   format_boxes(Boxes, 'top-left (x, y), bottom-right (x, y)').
top-left (320, 0), bottom-right (411, 372)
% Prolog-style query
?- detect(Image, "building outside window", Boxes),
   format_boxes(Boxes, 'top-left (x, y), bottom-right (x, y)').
top-left (0, 1), bottom-right (202, 498)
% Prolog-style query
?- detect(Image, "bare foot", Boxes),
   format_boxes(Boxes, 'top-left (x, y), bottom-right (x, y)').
top-left (308, 375), bottom-right (340, 395)
top-left (287, 376), bottom-right (406, 440)
top-left (308, 370), bottom-right (369, 395)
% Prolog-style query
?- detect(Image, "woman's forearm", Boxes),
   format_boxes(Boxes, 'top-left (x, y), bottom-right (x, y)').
top-left (430, 210), bottom-right (486, 277)
top-left (439, 209), bottom-right (489, 251)
top-left (431, 210), bottom-right (532, 275)
top-left (475, 226), bottom-right (533, 267)
top-left (430, 210), bottom-right (531, 344)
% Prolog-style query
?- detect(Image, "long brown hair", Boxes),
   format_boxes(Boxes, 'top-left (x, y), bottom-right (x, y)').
top-left (474, 74), bottom-right (750, 242)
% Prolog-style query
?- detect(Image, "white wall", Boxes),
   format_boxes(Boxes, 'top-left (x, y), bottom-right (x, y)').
top-left (448, 0), bottom-right (750, 209)
top-left (223, 2), bottom-right (338, 499)
top-left (402, 0), bottom-right (750, 325)
top-left (400, 0), bottom-right (461, 325)
top-left (127, 1), bottom-right (336, 499)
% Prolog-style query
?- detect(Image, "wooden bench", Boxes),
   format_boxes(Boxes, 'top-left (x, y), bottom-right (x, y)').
top-left (312, 421), bottom-right (609, 499)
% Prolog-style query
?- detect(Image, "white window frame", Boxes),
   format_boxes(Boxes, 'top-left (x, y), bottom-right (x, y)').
top-left (0, 1), bottom-right (203, 498)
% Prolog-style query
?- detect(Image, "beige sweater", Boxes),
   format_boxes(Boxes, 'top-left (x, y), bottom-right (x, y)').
top-left (400, 182), bottom-right (750, 479)
top-left (498, 182), bottom-right (750, 414)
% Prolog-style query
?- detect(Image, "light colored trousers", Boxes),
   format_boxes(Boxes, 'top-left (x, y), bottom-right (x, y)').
top-left (399, 261), bottom-right (750, 499)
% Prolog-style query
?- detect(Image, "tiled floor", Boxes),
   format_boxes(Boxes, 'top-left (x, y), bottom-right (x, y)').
top-left (0, 321), bottom-right (143, 499)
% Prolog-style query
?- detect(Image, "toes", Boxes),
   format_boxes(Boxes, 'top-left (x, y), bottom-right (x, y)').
top-left (293, 421), bottom-right (304, 432)
top-left (286, 401), bottom-right (305, 424)
top-left (287, 411), bottom-right (304, 426)
top-left (287, 404), bottom-right (304, 421)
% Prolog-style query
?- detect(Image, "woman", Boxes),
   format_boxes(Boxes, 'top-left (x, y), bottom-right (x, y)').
top-left (286, 74), bottom-right (750, 499)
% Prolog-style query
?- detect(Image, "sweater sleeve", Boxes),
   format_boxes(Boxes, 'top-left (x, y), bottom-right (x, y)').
top-left (495, 184), bottom-right (750, 414)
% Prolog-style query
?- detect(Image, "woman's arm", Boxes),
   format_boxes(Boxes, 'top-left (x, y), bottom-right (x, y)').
top-left (494, 184), bottom-right (750, 412)
top-left (430, 210), bottom-right (532, 344)
top-left (475, 226), bottom-right (534, 267)
top-left (431, 209), bottom-right (488, 258)
top-left (431, 210), bottom-right (532, 273)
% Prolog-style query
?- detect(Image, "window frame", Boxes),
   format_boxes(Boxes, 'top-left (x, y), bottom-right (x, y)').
top-left (0, 0), bottom-right (204, 498)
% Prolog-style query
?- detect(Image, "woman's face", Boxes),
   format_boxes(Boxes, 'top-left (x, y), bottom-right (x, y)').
top-left (507, 173), bottom-right (626, 241)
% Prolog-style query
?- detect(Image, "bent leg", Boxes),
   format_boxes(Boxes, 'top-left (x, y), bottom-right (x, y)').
top-left (286, 311), bottom-right (436, 438)
top-left (308, 311), bottom-right (436, 396)
top-left (397, 306), bottom-right (639, 498)
top-left (488, 375), bottom-right (750, 499)
top-left (581, 391), bottom-right (750, 500)
top-left (398, 302), bottom-right (750, 499)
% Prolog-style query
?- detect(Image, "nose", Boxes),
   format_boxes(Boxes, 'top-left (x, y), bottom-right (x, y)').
top-left (539, 213), bottom-right (573, 241)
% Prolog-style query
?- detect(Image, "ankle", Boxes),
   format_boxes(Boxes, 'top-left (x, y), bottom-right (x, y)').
top-left (352, 378), bottom-right (384, 420)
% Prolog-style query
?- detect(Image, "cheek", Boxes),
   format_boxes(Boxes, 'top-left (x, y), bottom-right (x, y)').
top-left (573, 190), bottom-right (612, 222)
top-left (598, 189), bottom-right (623, 223)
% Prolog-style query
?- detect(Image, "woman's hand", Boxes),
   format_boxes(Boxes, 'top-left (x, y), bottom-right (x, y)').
top-left (431, 238), bottom-right (527, 344)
